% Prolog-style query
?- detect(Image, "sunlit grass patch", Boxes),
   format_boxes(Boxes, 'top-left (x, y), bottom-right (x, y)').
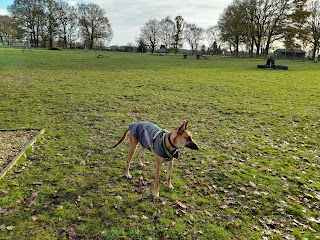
top-left (0, 48), bottom-right (319, 239)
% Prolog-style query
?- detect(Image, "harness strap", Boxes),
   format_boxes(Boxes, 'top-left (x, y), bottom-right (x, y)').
top-left (152, 129), bottom-right (177, 159)
top-left (152, 129), bottom-right (164, 149)
top-left (167, 132), bottom-right (177, 149)
top-left (162, 133), bottom-right (177, 159)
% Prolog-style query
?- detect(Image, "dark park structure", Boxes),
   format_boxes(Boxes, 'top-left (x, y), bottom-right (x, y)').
top-left (275, 49), bottom-right (306, 60)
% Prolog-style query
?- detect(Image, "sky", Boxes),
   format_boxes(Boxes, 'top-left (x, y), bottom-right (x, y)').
top-left (0, 0), bottom-right (233, 46)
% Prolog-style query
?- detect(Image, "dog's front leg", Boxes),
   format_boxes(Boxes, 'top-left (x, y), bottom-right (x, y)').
top-left (167, 158), bottom-right (174, 189)
top-left (154, 156), bottom-right (163, 198)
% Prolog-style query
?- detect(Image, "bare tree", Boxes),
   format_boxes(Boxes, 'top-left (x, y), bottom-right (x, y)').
top-left (184, 23), bottom-right (204, 54)
top-left (160, 16), bottom-right (175, 51)
top-left (56, 0), bottom-right (78, 48)
top-left (206, 26), bottom-right (219, 48)
top-left (307, 0), bottom-right (320, 58)
top-left (261, 0), bottom-right (292, 57)
top-left (283, 0), bottom-right (310, 49)
top-left (219, 0), bottom-right (293, 57)
top-left (243, 0), bottom-right (291, 57)
top-left (77, 2), bottom-right (113, 49)
top-left (172, 16), bottom-right (184, 54)
top-left (9, 0), bottom-right (46, 47)
top-left (44, 0), bottom-right (60, 48)
top-left (218, 0), bottom-right (252, 57)
top-left (140, 19), bottom-right (161, 54)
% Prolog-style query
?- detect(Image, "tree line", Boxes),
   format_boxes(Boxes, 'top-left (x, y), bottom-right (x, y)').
top-left (0, 0), bottom-right (112, 49)
top-left (138, 16), bottom-right (221, 55)
top-left (1, 0), bottom-right (320, 58)
top-left (218, 0), bottom-right (320, 58)
top-left (139, 0), bottom-right (320, 58)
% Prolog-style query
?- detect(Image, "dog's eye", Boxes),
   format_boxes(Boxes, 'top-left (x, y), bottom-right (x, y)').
top-left (187, 136), bottom-right (192, 141)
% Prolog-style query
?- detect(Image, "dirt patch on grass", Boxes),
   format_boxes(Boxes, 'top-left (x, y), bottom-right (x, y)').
top-left (0, 130), bottom-right (38, 172)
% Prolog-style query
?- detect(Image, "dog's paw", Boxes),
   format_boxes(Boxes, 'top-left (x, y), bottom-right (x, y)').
top-left (168, 184), bottom-right (174, 190)
top-left (153, 192), bottom-right (160, 199)
top-left (125, 173), bottom-right (132, 179)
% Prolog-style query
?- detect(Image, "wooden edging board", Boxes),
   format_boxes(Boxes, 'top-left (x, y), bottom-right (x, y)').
top-left (0, 128), bottom-right (45, 179)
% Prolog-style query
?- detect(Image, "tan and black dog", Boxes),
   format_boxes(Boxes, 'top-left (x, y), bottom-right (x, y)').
top-left (110, 120), bottom-right (199, 198)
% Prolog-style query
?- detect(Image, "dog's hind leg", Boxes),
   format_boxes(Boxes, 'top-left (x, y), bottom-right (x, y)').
top-left (126, 133), bottom-right (138, 179)
top-left (136, 147), bottom-right (145, 166)
top-left (154, 156), bottom-right (163, 198)
top-left (167, 159), bottom-right (174, 189)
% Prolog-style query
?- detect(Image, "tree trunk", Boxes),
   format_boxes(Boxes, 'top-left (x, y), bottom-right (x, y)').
top-left (264, 42), bottom-right (270, 57)
top-left (235, 39), bottom-right (239, 57)
top-left (312, 42), bottom-right (318, 59)
top-left (249, 37), bottom-right (254, 58)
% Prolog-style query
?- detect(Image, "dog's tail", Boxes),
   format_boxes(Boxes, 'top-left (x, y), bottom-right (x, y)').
top-left (109, 129), bottom-right (129, 149)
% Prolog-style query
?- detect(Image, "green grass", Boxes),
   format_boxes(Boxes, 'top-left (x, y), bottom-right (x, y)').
top-left (0, 48), bottom-right (319, 239)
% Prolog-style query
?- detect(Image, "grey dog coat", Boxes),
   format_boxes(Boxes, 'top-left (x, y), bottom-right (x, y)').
top-left (129, 122), bottom-right (178, 159)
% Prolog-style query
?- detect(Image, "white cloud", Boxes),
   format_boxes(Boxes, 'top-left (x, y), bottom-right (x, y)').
top-left (0, 8), bottom-right (9, 15)
top-left (0, 0), bottom-right (232, 46)
top-left (90, 0), bottom-right (232, 46)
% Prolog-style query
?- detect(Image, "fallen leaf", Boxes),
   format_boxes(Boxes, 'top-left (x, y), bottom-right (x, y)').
top-left (77, 216), bottom-right (85, 221)
top-left (0, 206), bottom-right (11, 215)
top-left (249, 181), bottom-right (257, 188)
top-left (76, 195), bottom-right (82, 202)
top-left (115, 195), bottom-right (123, 201)
top-left (31, 216), bottom-right (38, 222)
top-left (26, 192), bottom-right (39, 208)
top-left (204, 210), bottom-right (212, 217)
top-left (160, 235), bottom-right (167, 240)
top-left (6, 226), bottom-right (15, 230)
top-left (220, 204), bottom-right (228, 210)
top-left (57, 205), bottom-right (64, 210)
top-left (68, 230), bottom-right (78, 240)
top-left (278, 200), bottom-right (288, 209)
top-left (308, 217), bottom-right (320, 224)
top-left (169, 221), bottom-right (176, 227)
top-left (0, 190), bottom-right (8, 197)
top-left (32, 182), bottom-right (43, 185)
top-left (176, 200), bottom-right (188, 209)
top-left (228, 221), bottom-right (239, 228)
top-left (288, 195), bottom-right (302, 203)
top-left (261, 166), bottom-right (271, 171)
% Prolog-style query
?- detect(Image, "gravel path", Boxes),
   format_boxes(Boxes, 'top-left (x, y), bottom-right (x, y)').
top-left (0, 130), bottom-right (38, 172)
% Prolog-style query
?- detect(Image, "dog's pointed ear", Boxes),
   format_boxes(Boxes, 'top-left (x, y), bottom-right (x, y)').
top-left (178, 120), bottom-right (188, 134)
top-left (184, 120), bottom-right (189, 130)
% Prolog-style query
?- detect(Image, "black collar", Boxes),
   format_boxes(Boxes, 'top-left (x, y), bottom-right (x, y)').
top-left (162, 132), bottom-right (179, 159)
top-left (167, 132), bottom-right (177, 149)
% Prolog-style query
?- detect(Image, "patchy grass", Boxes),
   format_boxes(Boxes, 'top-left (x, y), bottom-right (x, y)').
top-left (0, 48), bottom-right (319, 239)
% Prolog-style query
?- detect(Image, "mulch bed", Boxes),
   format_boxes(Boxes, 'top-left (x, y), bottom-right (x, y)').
top-left (0, 130), bottom-right (38, 173)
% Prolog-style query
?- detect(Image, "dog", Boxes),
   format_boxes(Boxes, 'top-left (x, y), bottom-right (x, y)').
top-left (110, 120), bottom-right (199, 198)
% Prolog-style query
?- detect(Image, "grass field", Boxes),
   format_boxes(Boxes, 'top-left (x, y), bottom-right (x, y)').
top-left (0, 48), bottom-right (319, 239)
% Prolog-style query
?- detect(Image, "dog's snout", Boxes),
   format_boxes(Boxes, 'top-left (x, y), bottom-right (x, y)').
top-left (187, 141), bottom-right (199, 150)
